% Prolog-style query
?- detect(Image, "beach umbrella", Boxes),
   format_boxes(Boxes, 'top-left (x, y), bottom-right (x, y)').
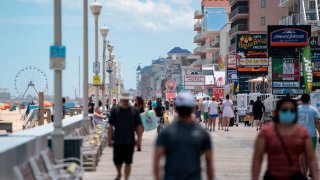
top-left (43, 101), bottom-right (53, 107)
top-left (3, 103), bottom-right (11, 110)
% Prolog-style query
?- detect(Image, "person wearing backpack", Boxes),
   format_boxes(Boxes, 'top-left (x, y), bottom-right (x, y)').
top-left (107, 92), bottom-right (143, 180)
top-left (154, 98), bottom-right (165, 134)
top-left (153, 92), bottom-right (213, 180)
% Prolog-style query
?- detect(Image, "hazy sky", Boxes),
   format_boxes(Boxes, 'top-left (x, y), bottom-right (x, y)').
top-left (0, 0), bottom-right (202, 98)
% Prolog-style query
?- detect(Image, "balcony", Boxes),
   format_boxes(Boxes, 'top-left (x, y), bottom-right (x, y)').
top-left (279, 14), bottom-right (301, 25)
top-left (229, 24), bottom-right (248, 37)
top-left (205, 42), bottom-right (219, 53)
top-left (194, 10), bottom-right (203, 19)
top-left (194, 33), bottom-right (205, 43)
top-left (194, 21), bottom-right (202, 32)
top-left (279, 0), bottom-right (295, 8)
top-left (193, 47), bottom-right (201, 55)
top-left (229, 6), bottom-right (249, 21)
top-left (229, 0), bottom-right (248, 7)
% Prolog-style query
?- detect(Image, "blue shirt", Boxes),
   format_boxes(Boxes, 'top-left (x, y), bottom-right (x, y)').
top-left (298, 104), bottom-right (320, 137)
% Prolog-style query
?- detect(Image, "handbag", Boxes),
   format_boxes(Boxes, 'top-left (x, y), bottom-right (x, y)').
top-left (263, 125), bottom-right (307, 180)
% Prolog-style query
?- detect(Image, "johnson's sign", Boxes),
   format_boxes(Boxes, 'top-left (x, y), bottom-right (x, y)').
top-left (268, 26), bottom-right (310, 47)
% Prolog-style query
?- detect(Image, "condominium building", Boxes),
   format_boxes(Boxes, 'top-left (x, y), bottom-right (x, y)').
top-left (193, 0), bottom-right (230, 67)
top-left (229, 0), bottom-right (287, 54)
top-left (279, 0), bottom-right (320, 35)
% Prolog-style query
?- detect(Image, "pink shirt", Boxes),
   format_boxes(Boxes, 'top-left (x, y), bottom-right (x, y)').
top-left (259, 123), bottom-right (310, 179)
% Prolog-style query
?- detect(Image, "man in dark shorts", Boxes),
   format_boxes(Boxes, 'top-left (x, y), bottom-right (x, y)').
top-left (253, 96), bottom-right (265, 131)
top-left (108, 92), bottom-right (143, 180)
top-left (88, 97), bottom-right (95, 114)
top-left (154, 92), bottom-right (214, 180)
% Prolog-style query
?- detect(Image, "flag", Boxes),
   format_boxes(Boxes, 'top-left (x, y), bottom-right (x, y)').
top-left (218, 55), bottom-right (225, 69)
top-left (302, 45), bottom-right (313, 93)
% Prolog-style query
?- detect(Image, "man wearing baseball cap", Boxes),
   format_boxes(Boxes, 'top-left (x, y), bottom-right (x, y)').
top-left (153, 92), bottom-right (214, 180)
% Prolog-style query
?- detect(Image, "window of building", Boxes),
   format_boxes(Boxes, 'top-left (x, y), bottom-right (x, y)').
top-left (309, 1), bottom-right (316, 9)
top-left (261, 0), bottom-right (266, 8)
top-left (261, 17), bottom-right (266, 26)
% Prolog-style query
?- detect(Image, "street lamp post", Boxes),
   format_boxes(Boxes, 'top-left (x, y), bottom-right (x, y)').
top-left (90, 1), bottom-right (102, 109)
top-left (100, 25), bottom-right (109, 113)
top-left (51, 0), bottom-right (64, 161)
top-left (107, 42), bottom-right (114, 105)
top-left (82, 0), bottom-right (90, 131)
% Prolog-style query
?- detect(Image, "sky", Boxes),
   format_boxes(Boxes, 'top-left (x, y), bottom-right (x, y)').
top-left (0, 0), bottom-right (221, 99)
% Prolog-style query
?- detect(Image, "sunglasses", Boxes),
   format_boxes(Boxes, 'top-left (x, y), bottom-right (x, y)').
top-left (280, 108), bottom-right (295, 113)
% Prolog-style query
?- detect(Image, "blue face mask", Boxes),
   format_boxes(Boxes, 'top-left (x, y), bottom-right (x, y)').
top-left (279, 111), bottom-right (296, 124)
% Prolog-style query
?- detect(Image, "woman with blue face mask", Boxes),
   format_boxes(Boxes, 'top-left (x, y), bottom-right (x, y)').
top-left (252, 98), bottom-right (319, 180)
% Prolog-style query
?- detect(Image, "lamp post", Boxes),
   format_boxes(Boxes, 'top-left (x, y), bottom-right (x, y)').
top-left (51, 0), bottom-right (64, 161)
top-left (90, 1), bottom-right (102, 109)
top-left (82, 0), bottom-right (90, 131)
top-left (100, 25), bottom-right (109, 113)
top-left (107, 42), bottom-right (114, 105)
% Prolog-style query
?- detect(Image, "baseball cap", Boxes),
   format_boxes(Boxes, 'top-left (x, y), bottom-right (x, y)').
top-left (175, 92), bottom-right (195, 108)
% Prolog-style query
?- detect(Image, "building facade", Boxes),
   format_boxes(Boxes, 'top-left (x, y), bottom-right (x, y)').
top-left (229, 0), bottom-right (287, 54)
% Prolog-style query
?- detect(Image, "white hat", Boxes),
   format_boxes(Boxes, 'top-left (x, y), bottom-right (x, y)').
top-left (175, 92), bottom-right (195, 108)
top-left (119, 91), bottom-right (132, 100)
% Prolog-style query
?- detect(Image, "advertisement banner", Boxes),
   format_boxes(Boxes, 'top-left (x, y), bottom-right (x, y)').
top-left (302, 45), bottom-right (313, 93)
top-left (272, 88), bottom-right (304, 95)
top-left (237, 34), bottom-right (267, 52)
top-left (227, 69), bottom-right (237, 84)
top-left (269, 26), bottom-right (310, 47)
top-left (184, 75), bottom-right (205, 93)
top-left (227, 55), bottom-right (237, 69)
top-left (237, 67), bottom-right (268, 72)
top-left (273, 82), bottom-right (300, 88)
top-left (214, 71), bottom-right (225, 87)
top-left (213, 88), bottom-right (224, 101)
top-left (237, 58), bottom-right (269, 66)
top-left (272, 58), bottom-right (299, 81)
top-left (310, 36), bottom-right (320, 62)
top-left (165, 79), bottom-right (177, 93)
top-left (311, 93), bottom-right (320, 112)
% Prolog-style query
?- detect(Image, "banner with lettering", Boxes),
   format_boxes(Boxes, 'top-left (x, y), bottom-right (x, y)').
top-left (302, 45), bottom-right (312, 93)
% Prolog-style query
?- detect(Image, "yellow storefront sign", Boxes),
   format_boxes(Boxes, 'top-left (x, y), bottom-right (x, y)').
top-left (93, 75), bottom-right (101, 86)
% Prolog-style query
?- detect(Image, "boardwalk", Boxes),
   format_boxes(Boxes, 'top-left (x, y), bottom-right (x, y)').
top-left (84, 125), bottom-right (320, 180)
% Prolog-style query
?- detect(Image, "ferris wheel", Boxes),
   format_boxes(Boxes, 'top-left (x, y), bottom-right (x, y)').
top-left (14, 66), bottom-right (49, 99)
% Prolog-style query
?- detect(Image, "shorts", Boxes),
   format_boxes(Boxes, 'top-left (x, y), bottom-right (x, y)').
top-left (203, 112), bottom-right (209, 120)
top-left (113, 144), bottom-right (135, 165)
top-left (195, 111), bottom-right (201, 118)
top-left (312, 136), bottom-right (317, 150)
top-left (209, 114), bottom-right (218, 118)
top-left (254, 114), bottom-right (263, 120)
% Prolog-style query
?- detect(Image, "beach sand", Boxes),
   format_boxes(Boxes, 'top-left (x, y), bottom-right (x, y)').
top-left (0, 109), bottom-right (24, 133)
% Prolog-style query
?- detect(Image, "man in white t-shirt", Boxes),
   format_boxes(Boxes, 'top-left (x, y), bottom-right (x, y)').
top-left (208, 97), bottom-right (218, 131)
top-left (202, 97), bottom-right (210, 130)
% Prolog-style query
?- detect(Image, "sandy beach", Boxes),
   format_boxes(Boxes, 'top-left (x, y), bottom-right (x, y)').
top-left (0, 109), bottom-right (24, 133)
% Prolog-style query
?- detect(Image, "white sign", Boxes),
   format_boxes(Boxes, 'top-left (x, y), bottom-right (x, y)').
top-left (227, 55), bottom-right (237, 69)
top-left (311, 93), bottom-right (320, 112)
top-left (214, 71), bottom-right (225, 87)
top-left (184, 75), bottom-right (205, 93)
top-left (272, 88), bottom-right (303, 95)
top-left (273, 82), bottom-right (300, 88)
top-left (237, 58), bottom-right (269, 66)
top-left (237, 94), bottom-right (248, 111)
top-left (184, 75), bottom-right (205, 82)
top-left (93, 62), bottom-right (100, 73)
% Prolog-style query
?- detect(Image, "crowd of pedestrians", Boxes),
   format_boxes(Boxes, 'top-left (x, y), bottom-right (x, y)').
top-left (88, 91), bottom-right (320, 180)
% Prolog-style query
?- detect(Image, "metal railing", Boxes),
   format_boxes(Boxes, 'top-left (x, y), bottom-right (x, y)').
top-left (229, 24), bottom-right (248, 36)
top-left (279, 14), bottom-right (301, 25)
top-left (230, 6), bottom-right (249, 19)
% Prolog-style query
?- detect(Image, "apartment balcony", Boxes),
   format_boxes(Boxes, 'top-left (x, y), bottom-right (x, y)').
top-left (229, 24), bottom-right (248, 37)
top-left (194, 33), bottom-right (205, 43)
top-left (229, 0), bottom-right (248, 7)
top-left (193, 47), bottom-right (201, 55)
top-left (205, 43), bottom-right (219, 53)
top-left (194, 21), bottom-right (202, 32)
top-left (279, 14), bottom-right (302, 25)
top-left (279, 0), bottom-right (295, 8)
top-left (194, 10), bottom-right (203, 19)
top-left (229, 6), bottom-right (249, 21)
